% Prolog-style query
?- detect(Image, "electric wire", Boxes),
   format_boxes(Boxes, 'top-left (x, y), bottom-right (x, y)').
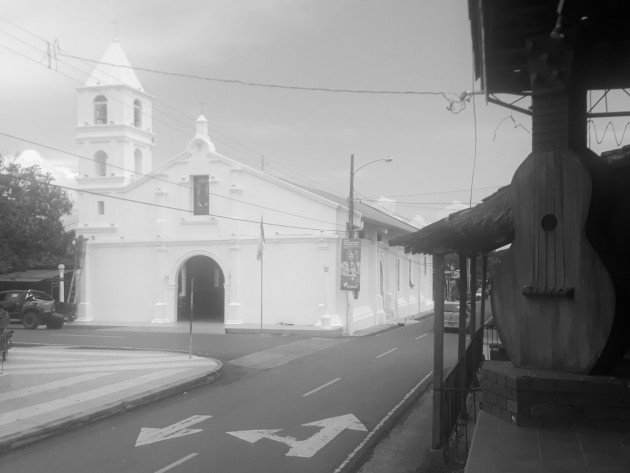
top-left (59, 51), bottom-right (462, 97)
top-left (0, 24), bottom-right (348, 228)
top-left (0, 131), bottom-right (346, 230)
top-left (0, 21), bottom-right (354, 199)
top-left (0, 16), bottom-right (503, 234)
top-left (0, 172), bottom-right (342, 233)
top-left (468, 53), bottom-right (478, 208)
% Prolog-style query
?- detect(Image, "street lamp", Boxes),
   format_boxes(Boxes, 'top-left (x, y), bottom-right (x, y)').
top-left (348, 154), bottom-right (394, 238)
top-left (345, 154), bottom-right (393, 335)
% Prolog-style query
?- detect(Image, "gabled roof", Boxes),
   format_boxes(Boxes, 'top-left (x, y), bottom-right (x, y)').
top-left (84, 38), bottom-right (144, 91)
top-left (297, 185), bottom-right (419, 233)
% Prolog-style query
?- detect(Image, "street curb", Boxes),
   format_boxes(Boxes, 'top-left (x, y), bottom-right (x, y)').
top-left (0, 359), bottom-right (223, 455)
top-left (341, 373), bottom-right (434, 473)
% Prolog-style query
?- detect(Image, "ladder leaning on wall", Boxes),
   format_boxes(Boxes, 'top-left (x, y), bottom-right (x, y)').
top-left (67, 236), bottom-right (87, 305)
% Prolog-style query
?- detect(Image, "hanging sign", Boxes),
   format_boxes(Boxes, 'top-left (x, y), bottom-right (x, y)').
top-left (340, 238), bottom-right (361, 291)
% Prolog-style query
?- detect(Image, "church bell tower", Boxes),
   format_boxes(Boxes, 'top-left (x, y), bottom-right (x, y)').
top-left (75, 38), bottom-right (154, 187)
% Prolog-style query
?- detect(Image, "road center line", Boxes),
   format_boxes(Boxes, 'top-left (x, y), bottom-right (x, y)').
top-left (415, 333), bottom-right (429, 340)
top-left (376, 348), bottom-right (397, 358)
top-left (153, 453), bottom-right (198, 473)
top-left (302, 377), bottom-right (341, 397)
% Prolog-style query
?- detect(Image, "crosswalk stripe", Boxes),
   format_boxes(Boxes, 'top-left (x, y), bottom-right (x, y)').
top-left (0, 369), bottom-right (182, 427)
top-left (7, 355), bottom-right (200, 369)
top-left (0, 373), bottom-right (113, 402)
top-left (10, 347), bottom-right (171, 358)
top-left (10, 356), bottom-right (82, 362)
top-left (8, 360), bottom-right (218, 376)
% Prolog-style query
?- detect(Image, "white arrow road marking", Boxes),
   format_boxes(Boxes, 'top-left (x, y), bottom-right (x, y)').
top-left (135, 415), bottom-right (213, 447)
top-left (227, 413), bottom-right (367, 458)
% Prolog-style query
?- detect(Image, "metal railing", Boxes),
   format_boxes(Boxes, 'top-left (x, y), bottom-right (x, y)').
top-left (439, 325), bottom-right (485, 459)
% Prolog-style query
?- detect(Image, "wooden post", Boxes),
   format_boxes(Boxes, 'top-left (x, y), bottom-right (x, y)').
top-left (480, 253), bottom-right (488, 326)
top-left (432, 253), bottom-right (445, 450)
top-left (458, 254), bottom-right (468, 361)
top-left (480, 253), bottom-right (489, 364)
top-left (470, 254), bottom-right (477, 337)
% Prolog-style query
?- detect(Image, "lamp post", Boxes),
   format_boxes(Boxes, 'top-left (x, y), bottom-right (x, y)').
top-left (345, 154), bottom-right (393, 335)
top-left (348, 154), bottom-right (394, 238)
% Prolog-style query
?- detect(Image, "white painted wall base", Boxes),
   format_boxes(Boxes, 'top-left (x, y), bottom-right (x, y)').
top-left (151, 302), bottom-right (169, 324)
top-left (76, 302), bottom-right (93, 322)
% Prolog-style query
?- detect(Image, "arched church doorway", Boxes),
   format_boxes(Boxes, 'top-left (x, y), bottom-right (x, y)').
top-left (177, 255), bottom-right (225, 322)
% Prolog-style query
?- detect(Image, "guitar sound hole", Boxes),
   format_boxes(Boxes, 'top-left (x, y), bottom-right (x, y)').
top-left (541, 214), bottom-right (558, 232)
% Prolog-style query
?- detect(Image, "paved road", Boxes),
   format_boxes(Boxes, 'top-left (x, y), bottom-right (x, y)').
top-left (2, 319), bottom-right (460, 472)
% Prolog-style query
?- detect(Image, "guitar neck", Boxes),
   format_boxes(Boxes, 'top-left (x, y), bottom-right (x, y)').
top-left (532, 93), bottom-right (570, 152)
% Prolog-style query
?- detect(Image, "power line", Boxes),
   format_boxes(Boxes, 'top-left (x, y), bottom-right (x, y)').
top-left (0, 172), bottom-right (341, 233)
top-left (59, 52), bottom-right (462, 97)
top-left (0, 21), bottom-right (353, 200)
top-left (0, 131), bottom-right (346, 230)
top-left (382, 186), bottom-right (500, 198)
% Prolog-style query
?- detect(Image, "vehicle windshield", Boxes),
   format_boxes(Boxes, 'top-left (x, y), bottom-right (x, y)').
top-left (29, 291), bottom-right (53, 301)
top-left (444, 302), bottom-right (460, 312)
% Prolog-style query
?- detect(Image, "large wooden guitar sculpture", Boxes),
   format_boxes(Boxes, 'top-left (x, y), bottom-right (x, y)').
top-left (491, 35), bottom-right (616, 374)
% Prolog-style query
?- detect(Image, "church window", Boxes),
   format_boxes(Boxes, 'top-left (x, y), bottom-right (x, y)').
top-left (134, 99), bottom-right (142, 127)
top-left (97, 201), bottom-right (105, 215)
top-left (192, 175), bottom-right (209, 215)
top-left (95, 150), bottom-right (108, 176)
top-left (134, 149), bottom-right (143, 175)
top-left (94, 95), bottom-right (108, 124)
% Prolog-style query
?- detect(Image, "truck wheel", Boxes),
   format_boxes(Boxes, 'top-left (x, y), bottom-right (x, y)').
top-left (47, 319), bottom-right (64, 329)
top-left (22, 312), bottom-right (40, 329)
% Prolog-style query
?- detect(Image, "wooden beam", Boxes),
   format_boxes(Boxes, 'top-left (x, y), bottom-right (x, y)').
top-left (432, 253), bottom-right (445, 449)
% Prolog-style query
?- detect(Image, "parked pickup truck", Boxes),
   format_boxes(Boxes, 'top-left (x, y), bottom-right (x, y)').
top-left (0, 289), bottom-right (65, 329)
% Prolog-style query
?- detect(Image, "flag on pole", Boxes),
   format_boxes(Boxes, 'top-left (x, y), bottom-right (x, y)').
top-left (256, 217), bottom-right (266, 261)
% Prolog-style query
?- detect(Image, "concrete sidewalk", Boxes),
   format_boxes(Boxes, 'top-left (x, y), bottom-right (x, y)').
top-left (0, 344), bottom-right (221, 454)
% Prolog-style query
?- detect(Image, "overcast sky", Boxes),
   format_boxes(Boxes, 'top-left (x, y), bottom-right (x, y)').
top-left (0, 0), bottom-right (627, 225)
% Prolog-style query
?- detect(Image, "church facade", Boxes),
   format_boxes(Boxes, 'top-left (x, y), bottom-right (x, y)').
top-left (72, 39), bottom-right (434, 331)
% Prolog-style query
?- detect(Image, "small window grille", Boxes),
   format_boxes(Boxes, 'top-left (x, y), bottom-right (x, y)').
top-left (134, 99), bottom-right (142, 127)
top-left (94, 95), bottom-right (108, 124)
top-left (193, 175), bottom-right (209, 215)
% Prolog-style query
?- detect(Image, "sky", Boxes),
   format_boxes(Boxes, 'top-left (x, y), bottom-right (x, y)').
top-left (1, 0), bottom-right (628, 227)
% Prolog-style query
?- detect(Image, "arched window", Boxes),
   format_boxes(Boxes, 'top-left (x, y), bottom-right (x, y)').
top-left (94, 150), bottom-right (108, 176)
top-left (94, 95), bottom-right (108, 124)
top-left (133, 99), bottom-right (142, 127)
top-left (134, 149), bottom-right (143, 175)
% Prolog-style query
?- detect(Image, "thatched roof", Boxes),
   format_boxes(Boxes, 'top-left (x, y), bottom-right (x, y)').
top-left (388, 186), bottom-right (513, 255)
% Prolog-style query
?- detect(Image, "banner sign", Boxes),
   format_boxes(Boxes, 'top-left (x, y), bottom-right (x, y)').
top-left (340, 238), bottom-right (361, 291)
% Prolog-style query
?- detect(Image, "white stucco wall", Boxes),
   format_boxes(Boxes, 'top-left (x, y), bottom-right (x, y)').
top-left (74, 124), bottom-right (433, 329)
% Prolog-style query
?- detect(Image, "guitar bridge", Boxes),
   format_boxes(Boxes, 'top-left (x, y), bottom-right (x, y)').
top-left (522, 286), bottom-right (575, 298)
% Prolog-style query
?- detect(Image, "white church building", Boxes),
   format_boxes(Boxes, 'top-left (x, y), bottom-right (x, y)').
top-left (72, 39), bottom-right (434, 332)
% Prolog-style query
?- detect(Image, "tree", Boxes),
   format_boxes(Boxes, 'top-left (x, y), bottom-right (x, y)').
top-left (0, 154), bottom-right (73, 271)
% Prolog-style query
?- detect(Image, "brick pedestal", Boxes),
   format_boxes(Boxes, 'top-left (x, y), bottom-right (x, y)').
top-left (481, 361), bottom-right (630, 430)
